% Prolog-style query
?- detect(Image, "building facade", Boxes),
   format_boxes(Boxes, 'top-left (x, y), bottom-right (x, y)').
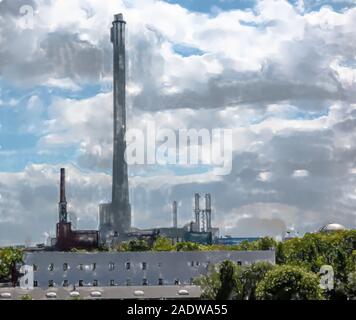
top-left (20, 250), bottom-right (275, 289)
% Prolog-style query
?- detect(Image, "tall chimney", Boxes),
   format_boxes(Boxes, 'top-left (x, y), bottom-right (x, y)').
top-left (58, 168), bottom-right (67, 223)
top-left (205, 193), bottom-right (212, 231)
top-left (110, 13), bottom-right (131, 233)
top-left (194, 193), bottom-right (200, 232)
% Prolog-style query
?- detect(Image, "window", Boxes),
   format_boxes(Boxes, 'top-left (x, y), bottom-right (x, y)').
top-left (33, 280), bottom-right (38, 287)
top-left (126, 262), bottom-right (130, 270)
top-left (93, 280), bottom-right (98, 287)
top-left (48, 263), bottom-right (54, 272)
top-left (158, 278), bottom-right (163, 286)
top-left (109, 262), bottom-right (115, 271)
top-left (142, 278), bottom-right (148, 286)
top-left (126, 278), bottom-right (131, 286)
top-left (142, 262), bottom-right (147, 270)
top-left (110, 280), bottom-right (115, 286)
top-left (63, 280), bottom-right (69, 287)
top-left (79, 280), bottom-right (83, 287)
top-left (33, 264), bottom-right (38, 272)
top-left (48, 280), bottom-right (54, 287)
top-left (92, 263), bottom-right (96, 271)
top-left (63, 263), bottom-right (68, 271)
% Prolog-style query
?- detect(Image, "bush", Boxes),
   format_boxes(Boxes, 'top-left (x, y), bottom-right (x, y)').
top-left (175, 242), bottom-right (201, 251)
top-left (256, 265), bottom-right (323, 300)
top-left (152, 237), bottom-right (174, 251)
top-left (21, 294), bottom-right (32, 300)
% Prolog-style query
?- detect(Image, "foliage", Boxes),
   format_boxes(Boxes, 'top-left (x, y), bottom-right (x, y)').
top-left (175, 241), bottom-right (202, 251)
top-left (239, 261), bottom-right (275, 300)
top-left (216, 260), bottom-right (239, 300)
top-left (195, 260), bottom-right (241, 300)
top-left (196, 261), bottom-right (274, 300)
top-left (114, 242), bottom-right (130, 252)
top-left (194, 265), bottom-right (220, 299)
top-left (0, 247), bottom-right (23, 281)
top-left (256, 265), bottom-right (324, 300)
top-left (346, 271), bottom-right (356, 300)
top-left (281, 230), bottom-right (356, 283)
top-left (124, 239), bottom-right (151, 252)
top-left (152, 237), bottom-right (174, 251)
top-left (21, 294), bottom-right (32, 300)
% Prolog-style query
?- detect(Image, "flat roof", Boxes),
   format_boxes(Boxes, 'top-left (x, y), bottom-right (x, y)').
top-left (0, 285), bottom-right (201, 300)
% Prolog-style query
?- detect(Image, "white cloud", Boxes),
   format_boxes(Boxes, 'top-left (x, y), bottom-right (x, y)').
top-left (292, 169), bottom-right (309, 177)
top-left (1, 0), bottom-right (356, 244)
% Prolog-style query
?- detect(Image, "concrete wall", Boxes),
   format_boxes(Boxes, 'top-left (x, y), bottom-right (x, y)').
top-left (22, 250), bottom-right (275, 289)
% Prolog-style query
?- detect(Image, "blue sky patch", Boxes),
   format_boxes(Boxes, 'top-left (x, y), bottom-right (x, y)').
top-left (164, 0), bottom-right (256, 14)
top-left (172, 43), bottom-right (205, 57)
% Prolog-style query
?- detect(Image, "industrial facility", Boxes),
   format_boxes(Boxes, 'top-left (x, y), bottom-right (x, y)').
top-left (45, 13), bottom-right (222, 250)
top-left (53, 165), bottom-right (219, 249)
top-left (55, 168), bottom-right (99, 251)
top-left (0, 13), bottom-right (279, 298)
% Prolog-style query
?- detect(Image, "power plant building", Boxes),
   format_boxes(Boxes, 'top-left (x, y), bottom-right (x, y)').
top-left (55, 168), bottom-right (99, 251)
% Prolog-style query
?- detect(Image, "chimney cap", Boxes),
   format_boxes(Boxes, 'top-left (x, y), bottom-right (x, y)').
top-left (114, 13), bottom-right (125, 23)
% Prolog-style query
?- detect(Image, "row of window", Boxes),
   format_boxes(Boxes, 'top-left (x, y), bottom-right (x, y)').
top-left (36, 262), bottom-right (148, 272)
top-left (35, 260), bottom-right (234, 272)
top-left (35, 278), bottom-right (192, 288)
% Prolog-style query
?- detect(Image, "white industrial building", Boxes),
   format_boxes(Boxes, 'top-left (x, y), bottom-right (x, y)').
top-left (19, 250), bottom-right (275, 289)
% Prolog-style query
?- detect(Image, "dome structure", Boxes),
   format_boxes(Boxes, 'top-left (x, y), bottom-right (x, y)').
top-left (319, 223), bottom-right (347, 233)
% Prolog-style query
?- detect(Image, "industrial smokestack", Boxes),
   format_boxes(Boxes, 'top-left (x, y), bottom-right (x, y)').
top-left (205, 193), bottom-right (212, 231)
top-left (194, 193), bottom-right (200, 232)
top-left (60, 168), bottom-right (66, 203)
top-left (172, 201), bottom-right (178, 229)
top-left (58, 168), bottom-right (67, 223)
top-left (110, 13), bottom-right (131, 234)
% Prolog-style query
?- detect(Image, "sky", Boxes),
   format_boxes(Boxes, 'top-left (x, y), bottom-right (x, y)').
top-left (0, 0), bottom-right (356, 245)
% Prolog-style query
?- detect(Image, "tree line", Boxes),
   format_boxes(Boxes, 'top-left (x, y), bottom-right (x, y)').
top-left (1, 230), bottom-right (355, 299)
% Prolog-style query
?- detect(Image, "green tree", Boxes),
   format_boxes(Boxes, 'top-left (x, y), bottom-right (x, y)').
top-left (256, 265), bottom-right (323, 300)
top-left (216, 260), bottom-right (239, 300)
top-left (255, 237), bottom-right (277, 250)
top-left (346, 271), bottom-right (356, 300)
top-left (195, 260), bottom-right (241, 300)
top-left (0, 247), bottom-right (23, 281)
top-left (152, 237), bottom-right (174, 251)
top-left (282, 230), bottom-right (356, 284)
top-left (194, 265), bottom-right (220, 299)
top-left (175, 242), bottom-right (201, 251)
top-left (123, 239), bottom-right (150, 252)
top-left (275, 241), bottom-right (286, 264)
top-left (239, 261), bottom-right (275, 300)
